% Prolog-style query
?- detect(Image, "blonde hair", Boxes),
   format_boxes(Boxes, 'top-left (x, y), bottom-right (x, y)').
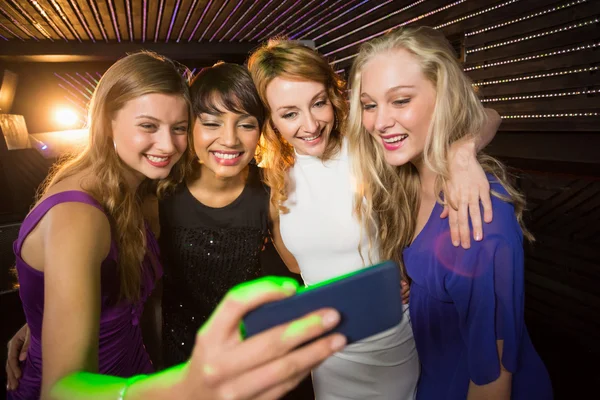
top-left (247, 39), bottom-right (347, 212)
top-left (38, 51), bottom-right (192, 301)
top-left (347, 26), bottom-right (531, 274)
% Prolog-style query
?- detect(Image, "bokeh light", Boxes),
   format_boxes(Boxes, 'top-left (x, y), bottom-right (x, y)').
top-left (53, 107), bottom-right (79, 128)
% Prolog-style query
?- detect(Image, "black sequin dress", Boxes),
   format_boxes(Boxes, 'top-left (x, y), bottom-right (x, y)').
top-left (159, 164), bottom-right (269, 367)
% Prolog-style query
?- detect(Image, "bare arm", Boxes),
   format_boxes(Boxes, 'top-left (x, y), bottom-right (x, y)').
top-left (479, 108), bottom-right (501, 150)
top-left (40, 202), bottom-right (112, 398)
top-left (443, 108), bottom-right (501, 248)
top-left (467, 341), bottom-right (512, 400)
top-left (268, 202), bottom-right (301, 274)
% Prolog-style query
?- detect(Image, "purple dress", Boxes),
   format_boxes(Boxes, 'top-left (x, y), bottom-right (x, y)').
top-left (403, 178), bottom-right (552, 399)
top-left (8, 191), bottom-right (162, 400)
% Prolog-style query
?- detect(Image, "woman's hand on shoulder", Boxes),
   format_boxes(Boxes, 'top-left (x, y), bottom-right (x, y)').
top-left (442, 142), bottom-right (493, 249)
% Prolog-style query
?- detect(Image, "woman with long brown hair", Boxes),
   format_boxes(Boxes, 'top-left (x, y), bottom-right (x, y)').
top-left (248, 39), bottom-right (500, 399)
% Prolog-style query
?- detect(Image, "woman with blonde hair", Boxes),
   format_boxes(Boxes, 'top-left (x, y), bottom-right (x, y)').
top-left (6, 51), bottom-right (344, 400)
top-left (248, 39), bottom-right (501, 399)
top-left (348, 26), bottom-right (552, 399)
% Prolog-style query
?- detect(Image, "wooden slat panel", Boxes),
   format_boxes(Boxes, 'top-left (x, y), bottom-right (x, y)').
top-left (318, 0), bottom-right (448, 59)
top-left (527, 258), bottom-right (600, 309)
top-left (524, 269), bottom-right (600, 311)
top-left (154, 0), bottom-right (172, 41)
top-left (73, 0), bottom-right (104, 41)
top-left (464, 0), bottom-right (600, 46)
top-left (489, 95), bottom-right (600, 113)
top-left (34, 1), bottom-right (78, 41)
top-left (532, 234), bottom-right (600, 268)
top-left (528, 241), bottom-right (600, 282)
top-left (165, 0), bottom-right (201, 42)
top-left (146, 0), bottom-right (160, 41)
top-left (466, 22), bottom-right (600, 63)
top-left (475, 68), bottom-right (600, 96)
top-left (12, 0), bottom-right (62, 41)
top-left (0, 3), bottom-right (44, 41)
top-left (0, 18), bottom-right (20, 40)
top-left (56, 0), bottom-right (86, 41)
top-left (465, 43), bottom-right (600, 81)
top-left (218, 0), bottom-right (272, 41)
top-left (113, 0), bottom-right (129, 41)
top-left (95, 0), bottom-right (117, 41)
top-left (310, 0), bottom-right (406, 43)
top-left (525, 280), bottom-right (600, 329)
top-left (524, 293), bottom-right (600, 340)
top-left (210, 0), bottom-right (268, 42)
top-left (441, 0), bottom-right (565, 38)
top-left (499, 118), bottom-right (600, 132)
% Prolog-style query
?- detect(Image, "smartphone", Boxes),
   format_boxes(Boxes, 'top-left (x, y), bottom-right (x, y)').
top-left (242, 260), bottom-right (403, 345)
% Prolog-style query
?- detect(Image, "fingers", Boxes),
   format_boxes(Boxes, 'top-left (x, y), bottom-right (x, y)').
top-left (6, 362), bottom-right (19, 391)
top-left (401, 281), bottom-right (410, 304)
top-left (203, 308), bottom-right (341, 388)
top-left (20, 330), bottom-right (30, 362)
top-left (211, 333), bottom-right (346, 400)
top-left (6, 339), bottom-right (24, 391)
top-left (448, 207), bottom-right (460, 247)
top-left (458, 197), bottom-right (471, 249)
top-left (199, 277), bottom-right (299, 339)
top-left (468, 189), bottom-right (483, 243)
top-left (480, 183), bottom-right (493, 224)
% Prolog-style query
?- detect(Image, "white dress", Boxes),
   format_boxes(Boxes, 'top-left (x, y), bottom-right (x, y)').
top-left (279, 140), bottom-right (419, 400)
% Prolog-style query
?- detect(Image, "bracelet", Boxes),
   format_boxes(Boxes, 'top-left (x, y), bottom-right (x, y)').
top-left (118, 374), bottom-right (148, 400)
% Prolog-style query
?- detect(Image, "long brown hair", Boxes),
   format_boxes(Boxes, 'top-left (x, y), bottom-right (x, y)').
top-left (347, 27), bottom-right (532, 274)
top-left (247, 39), bottom-right (347, 212)
top-left (38, 51), bottom-right (192, 301)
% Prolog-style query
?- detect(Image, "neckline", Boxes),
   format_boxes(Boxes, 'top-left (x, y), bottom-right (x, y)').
top-left (294, 149), bottom-right (321, 166)
top-left (405, 200), bottom-right (442, 251)
top-left (184, 170), bottom-right (251, 211)
top-left (293, 138), bottom-right (347, 166)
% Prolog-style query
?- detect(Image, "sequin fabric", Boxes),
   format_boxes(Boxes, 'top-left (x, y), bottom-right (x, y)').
top-left (159, 164), bottom-right (270, 367)
top-left (162, 225), bottom-right (264, 365)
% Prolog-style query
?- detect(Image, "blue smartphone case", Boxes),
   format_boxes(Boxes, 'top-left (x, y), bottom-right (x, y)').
top-left (242, 260), bottom-right (403, 345)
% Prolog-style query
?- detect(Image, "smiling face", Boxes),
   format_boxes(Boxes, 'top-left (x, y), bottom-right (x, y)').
top-left (193, 102), bottom-right (261, 179)
top-left (265, 77), bottom-right (335, 157)
top-left (111, 93), bottom-right (189, 184)
top-left (360, 48), bottom-right (437, 167)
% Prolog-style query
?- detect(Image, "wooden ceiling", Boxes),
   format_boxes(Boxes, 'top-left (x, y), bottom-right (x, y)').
top-left (0, 1), bottom-right (597, 69)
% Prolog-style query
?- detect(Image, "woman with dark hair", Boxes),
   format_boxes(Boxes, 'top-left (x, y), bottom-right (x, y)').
top-left (156, 62), bottom-right (280, 368)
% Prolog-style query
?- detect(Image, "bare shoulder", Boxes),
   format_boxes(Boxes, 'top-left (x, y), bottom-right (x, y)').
top-left (43, 200), bottom-right (111, 256)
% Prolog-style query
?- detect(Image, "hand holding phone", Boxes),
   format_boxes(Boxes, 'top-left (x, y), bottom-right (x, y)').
top-left (242, 261), bottom-right (403, 345)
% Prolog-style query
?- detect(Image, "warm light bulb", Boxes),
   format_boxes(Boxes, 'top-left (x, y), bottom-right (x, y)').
top-left (54, 107), bottom-right (79, 127)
